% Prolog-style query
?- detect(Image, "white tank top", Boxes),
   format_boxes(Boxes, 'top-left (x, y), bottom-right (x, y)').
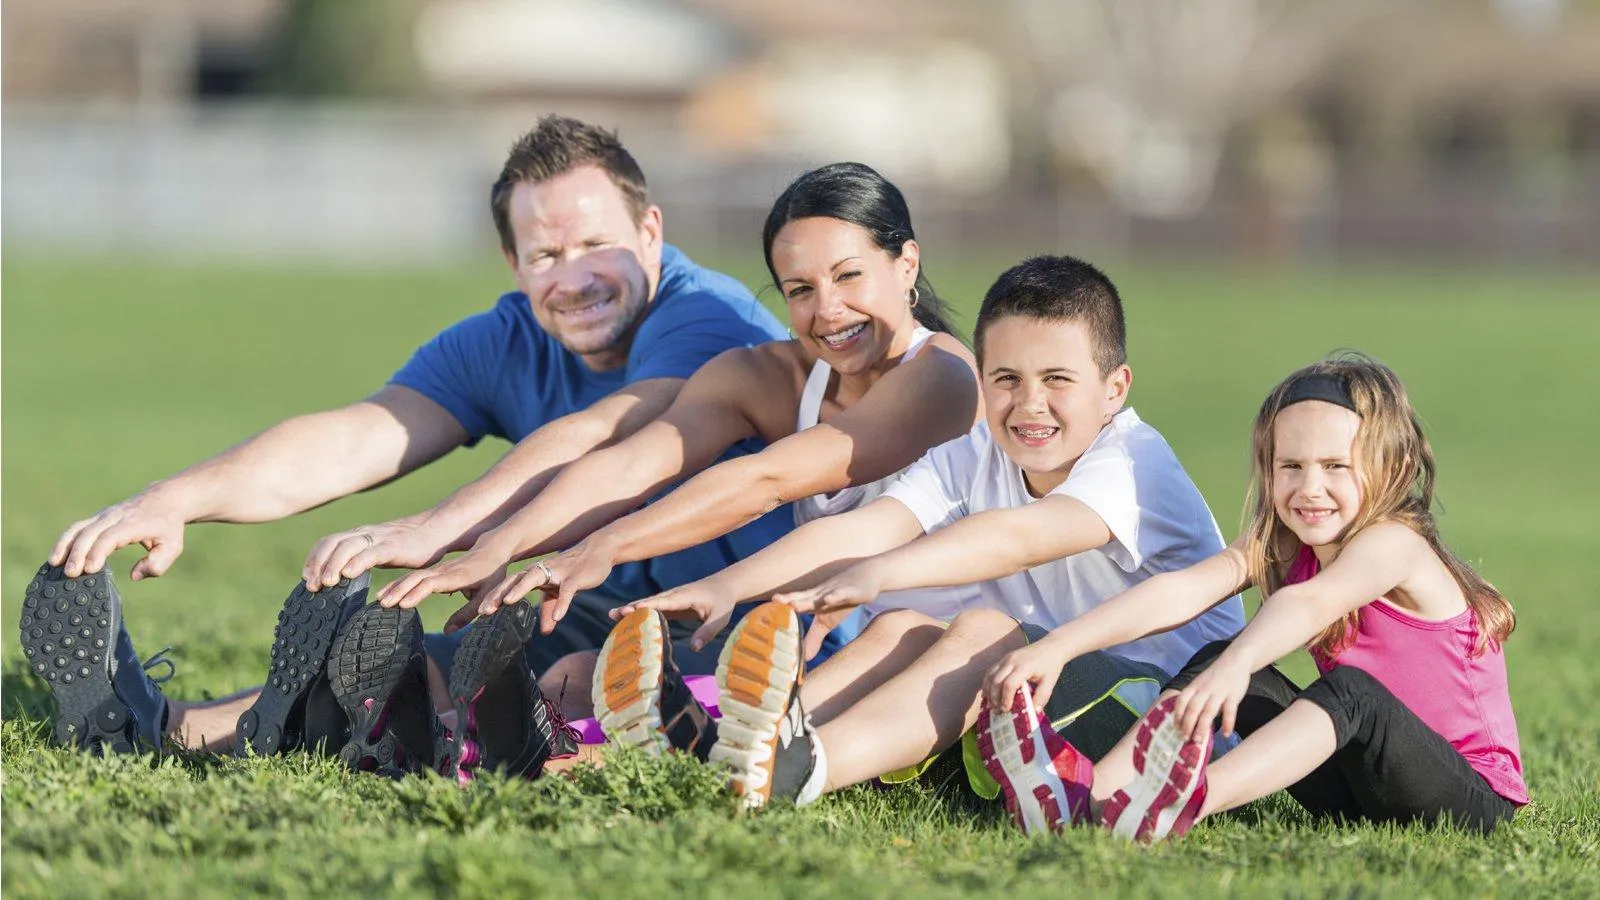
top-left (790, 326), bottom-right (983, 623)
top-left (793, 327), bottom-right (937, 526)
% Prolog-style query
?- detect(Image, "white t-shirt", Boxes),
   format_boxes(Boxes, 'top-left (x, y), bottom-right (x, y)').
top-left (881, 408), bottom-right (1245, 675)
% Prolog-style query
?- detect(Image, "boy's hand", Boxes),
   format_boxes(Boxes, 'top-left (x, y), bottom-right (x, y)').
top-left (614, 581), bottom-right (737, 652)
top-left (984, 639), bottom-right (1073, 710)
top-left (1172, 653), bottom-right (1251, 741)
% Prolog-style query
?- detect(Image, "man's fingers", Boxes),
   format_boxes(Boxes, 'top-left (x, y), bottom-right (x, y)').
top-left (130, 538), bottom-right (183, 581)
top-left (63, 517), bottom-right (117, 577)
top-left (315, 538), bottom-right (367, 589)
top-left (83, 521), bottom-right (142, 577)
top-left (340, 545), bottom-right (386, 581)
top-left (302, 534), bottom-right (343, 587)
top-left (51, 519), bottom-right (93, 567)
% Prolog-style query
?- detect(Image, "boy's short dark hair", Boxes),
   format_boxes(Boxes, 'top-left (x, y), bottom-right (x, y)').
top-left (973, 255), bottom-right (1127, 376)
top-left (490, 115), bottom-right (651, 254)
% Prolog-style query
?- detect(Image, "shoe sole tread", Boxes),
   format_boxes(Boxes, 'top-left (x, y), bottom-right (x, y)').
top-left (19, 564), bottom-right (136, 753)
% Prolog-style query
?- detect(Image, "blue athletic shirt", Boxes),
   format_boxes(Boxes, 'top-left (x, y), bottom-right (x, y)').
top-left (390, 244), bottom-right (796, 604)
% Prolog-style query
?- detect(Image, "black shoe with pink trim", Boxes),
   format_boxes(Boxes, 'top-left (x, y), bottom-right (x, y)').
top-left (1100, 694), bottom-right (1211, 841)
top-left (977, 685), bottom-right (1095, 834)
top-left (326, 604), bottom-right (443, 778)
top-left (445, 601), bottom-right (579, 784)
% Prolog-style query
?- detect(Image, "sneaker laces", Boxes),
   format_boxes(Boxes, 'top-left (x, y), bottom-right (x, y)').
top-left (141, 647), bottom-right (177, 684)
top-left (545, 676), bottom-right (582, 749)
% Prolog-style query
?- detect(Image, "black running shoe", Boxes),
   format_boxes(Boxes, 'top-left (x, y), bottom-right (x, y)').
top-left (235, 575), bottom-right (370, 757)
top-left (19, 563), bottom-right (172, 754)
top-left (446, 602), bottom-right (579, 784)
top-left (594, 607), bottom-right (718, 761)
top-left (326, 604), bottom-right (441, 778)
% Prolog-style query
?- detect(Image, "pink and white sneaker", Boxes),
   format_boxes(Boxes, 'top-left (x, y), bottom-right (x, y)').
top-left (976, 685), bottom-right (1094, 834)
top-left (1099, 694), bottom-right (1211, 842)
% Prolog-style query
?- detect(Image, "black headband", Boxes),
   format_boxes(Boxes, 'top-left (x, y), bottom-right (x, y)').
top-left (1281, 373), bottom-right (1358, 414)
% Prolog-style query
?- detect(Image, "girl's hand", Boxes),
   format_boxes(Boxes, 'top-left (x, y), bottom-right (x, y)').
top-left (614, 581), bottom-right (738, 653)
top-left (1172, 654), bottom-right (1252, 741)
top-left (984, 639), bottom-right (1073, 710)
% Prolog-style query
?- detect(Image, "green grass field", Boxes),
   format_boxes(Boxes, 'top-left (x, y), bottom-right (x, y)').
top-left (4, 253), bottom-right (1598, 897)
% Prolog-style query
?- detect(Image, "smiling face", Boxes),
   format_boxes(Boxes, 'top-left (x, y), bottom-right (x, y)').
top-left (1271, 400), bottom-right (1365, 550)
top-left (768, 217), bottom-right (919, 376)
top-left (503, 165), bottom-right (664, 371)
top-left (980, 316), bottom-right (1131, 496)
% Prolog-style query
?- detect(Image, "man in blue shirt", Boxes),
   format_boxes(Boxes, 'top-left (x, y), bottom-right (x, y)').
top-left (40, 116), bottom-right (791, 757)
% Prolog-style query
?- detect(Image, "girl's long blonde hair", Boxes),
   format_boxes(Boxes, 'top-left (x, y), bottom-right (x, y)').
top-left (1241, 352), bottom-right (1515, 656)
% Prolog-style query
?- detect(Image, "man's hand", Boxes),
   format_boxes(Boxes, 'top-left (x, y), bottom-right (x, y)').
top-left (983, 637), bottom-right (1074, 710)
top-left (302, 517), bottom-right (450, 590)
top-left (1172, 652), bottom-right (1252, 740)
top-left (614, 579), bottom-right (739, 652)
top-left (773, 562), bottom-right (884, 660)
top-left (51, 495), bottom-right (187, 581)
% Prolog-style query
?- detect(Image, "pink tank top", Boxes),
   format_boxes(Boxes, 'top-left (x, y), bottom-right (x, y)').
top-left (1288, 547), bottom-right (1527, 804)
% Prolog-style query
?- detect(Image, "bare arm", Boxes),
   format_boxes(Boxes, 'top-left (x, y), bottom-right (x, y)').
top-left (585, 346), bottom-right (978, 570)
top-left (302, 377), bottom-right (685, 586)
top-left (376, 350), bottom-right (770, 608)
top-left (984, 539), bottom-right (1251, 707)
top-left (1173, 523), bottom-right (1427, 738)
top-left (617, 497), bottom-right (929, 650)
top-left (52, 385), bottom-right (467, 579)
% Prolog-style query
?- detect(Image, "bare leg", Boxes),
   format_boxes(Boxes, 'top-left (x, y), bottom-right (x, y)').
top-left (814, 609), bottom-right (1027, 792)
top-left (802, 609), bottom-right (947, 726)
top-left (1195, 699), bottom-right (1336, 819)
top-left (539, 650), bottom-right (598, 719)
top-left (166, 691), bottom-right (259, 752)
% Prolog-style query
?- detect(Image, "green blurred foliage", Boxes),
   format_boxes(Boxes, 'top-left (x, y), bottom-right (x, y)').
top-left (259, 0), bottom-right (427, 98)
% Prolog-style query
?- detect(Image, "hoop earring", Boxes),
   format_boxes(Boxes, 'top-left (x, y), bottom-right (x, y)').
top-left (908, 287), bottom-right (920, 309)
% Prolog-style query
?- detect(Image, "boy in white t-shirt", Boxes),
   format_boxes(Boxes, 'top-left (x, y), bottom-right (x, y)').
top-left (615, 255), bottom-right (1244, 809)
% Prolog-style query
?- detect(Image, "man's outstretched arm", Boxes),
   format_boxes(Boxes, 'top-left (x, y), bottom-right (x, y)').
top-left (302, 377), bottom-right (686, 587)
top-left (51, 385), bottom-right (468, 580)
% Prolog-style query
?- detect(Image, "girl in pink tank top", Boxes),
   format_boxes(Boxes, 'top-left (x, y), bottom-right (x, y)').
top-left (978, 353), bottom-right (1524, 841)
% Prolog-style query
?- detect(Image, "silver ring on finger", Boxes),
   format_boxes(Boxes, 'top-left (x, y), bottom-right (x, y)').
top-left (360, 532), bottom-right (376, 550)
top-left (534, 560), bottom-right (555, 585)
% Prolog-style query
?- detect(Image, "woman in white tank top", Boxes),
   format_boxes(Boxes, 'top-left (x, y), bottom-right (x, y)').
top-left (387, 163), bottom-right (982, 652)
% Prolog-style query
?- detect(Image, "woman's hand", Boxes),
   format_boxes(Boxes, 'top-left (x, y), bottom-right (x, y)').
top-left (461, 539), bottom-right (620, 636)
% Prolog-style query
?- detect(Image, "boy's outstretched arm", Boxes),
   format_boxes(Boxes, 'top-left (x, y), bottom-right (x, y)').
top-left (618, 497), bottom-right (928, 651)
top-left (776, 496), bottom-right (1113, 656)
top-left (984, 540), bottom-right (1252, 708)
top-left (1173, 522), bottom-right (1426, 738)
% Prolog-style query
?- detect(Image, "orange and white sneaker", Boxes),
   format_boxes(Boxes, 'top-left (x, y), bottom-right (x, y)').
top-left (593, 608), bottom-right (718, 761)
top-left (976, 685), bottom-right (1095, 834)
top-left (708, 602), bottom-right (824, 810)
top-left (1099, 694), bottom-right (1211, 842)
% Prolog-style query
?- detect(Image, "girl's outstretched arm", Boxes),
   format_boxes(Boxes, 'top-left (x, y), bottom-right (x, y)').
top-left (1173, 522), bottom-right (1428, 738)
top-left (983, 540), bottom-right (1251, 708)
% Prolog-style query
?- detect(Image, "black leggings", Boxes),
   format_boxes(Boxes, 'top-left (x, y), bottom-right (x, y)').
top-left (1166, 640), bottom-right (1518, 834)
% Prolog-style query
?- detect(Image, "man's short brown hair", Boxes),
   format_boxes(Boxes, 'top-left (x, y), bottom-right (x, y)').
top-left (490, 115), bottom-right (650, 254)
